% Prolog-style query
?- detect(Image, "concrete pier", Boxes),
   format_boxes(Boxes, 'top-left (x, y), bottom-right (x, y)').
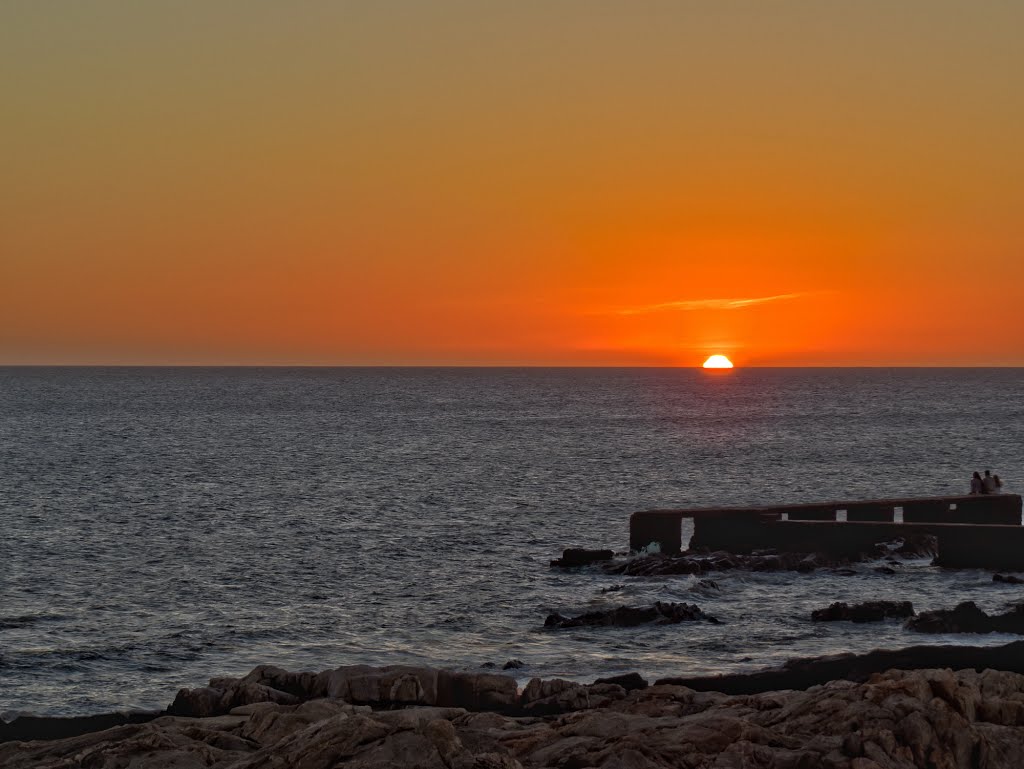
top-left (628, 494), bottom-right (1023, 569)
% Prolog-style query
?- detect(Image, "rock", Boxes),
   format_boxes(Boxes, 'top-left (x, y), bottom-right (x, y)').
top-left (544, 602), bottom-right (719, 629)
top-left (225, 683), bottom-right (301, 711)
top-left (0, 721), bottom-right (237, 768)
top-left (751, 554), bottom-right (783, 571)
top-left (550, 548), bottom-right (614, 568)
top-left (239, 699), bottom-right (358, 746)
top-left (239, 664), bottom-right (319, 699)
top-left (657, 640), bottom-right (1024, 695)
top-left (169, 686), bottom-right (225, 718)
top-left (436, 670), bottom-right (519, 712)
top-left (994, 573), bottom-right (1024, 584)
top-left (229, 702), bottom-right (282, 716)
top-left (167, 681), bottom-right (300, 719)
top-left (520, 678), bottom-right (578, 705)
top-left (796, 555), bottom-right (819, 573)
top-left (234, 712), bottom-right (396, 769)
top-left (608, 535), bottom-right (940, 577)
top-left (811, 601), bottom-right (915, 623)
top-left (502, 659), bottom-right (524, 670)
top-left (607, 554), bottom-right (702, 576)
top-left (166, 664), bottom-right (521, 719)
top-left (519, 679), bottom-right (627, 714)
top-left (315, 664), bottom-right (440, 706)
top-left (600, 584), bottom-right (624, 593)
top-left (711, 552), bottom-right (743, 569)
top-left (0, 711), bottom-right (161, 744)
top-left (593, 672), bottom-right (648, 692)
top-left (693, 579), bottom-right (720, 591)
top-left (906, 601), bottom-right (1024, 634)
top-left (894, 533), bottom-right (939, 557)
top-left (608, 549), bottom-right (860, 577)
top-left (8, 667), bottom-right (1024, 768)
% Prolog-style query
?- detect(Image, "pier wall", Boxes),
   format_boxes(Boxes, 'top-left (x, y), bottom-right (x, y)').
top-left (629, 507), bottom-right (781, 553)
top-left (691, 519), bottom-right (945, 557)
top-left (629, 494), bottom-right (1022, 556)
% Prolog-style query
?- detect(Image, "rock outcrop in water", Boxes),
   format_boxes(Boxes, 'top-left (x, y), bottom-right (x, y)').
top-left (603, 549), bottom-right (829, 576)
top-left (7, 664), bottom-right (1024, 768)
top-left (906, 601), bottom-right (1024, 635)
top-left (600, 547), bottom-right (925, 578)
top-left (544, 601), bottom-right (720, 629)
top-left (812, 600), bottom-right (915, 623)
top-left (993, 573), bottom-right (1024, 585)
top-left (573, 533), bottom-right (940, 578)
top-left (546, 526), bottom-right (943, 582)
top-left (892, 533), bottom-right (940, 558)
top-left (549, 548), bottom-right (614, 568)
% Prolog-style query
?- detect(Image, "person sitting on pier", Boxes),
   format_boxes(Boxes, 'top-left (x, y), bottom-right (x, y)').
top-left (983, 470), bottom-right (998, 494)
top-left (970, 471), bottom-right (984, 494)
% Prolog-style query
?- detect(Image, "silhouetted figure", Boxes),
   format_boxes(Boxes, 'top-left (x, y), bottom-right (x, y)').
top-left (994, 474), bottom-right (1004, 493)
top-left (983, 470), bottom-right (997, 494)
top-left (970, 471), bottom-right (984, 494)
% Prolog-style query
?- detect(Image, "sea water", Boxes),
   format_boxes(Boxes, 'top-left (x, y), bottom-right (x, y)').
top-left (2, 367), bottom-right (1023, 717)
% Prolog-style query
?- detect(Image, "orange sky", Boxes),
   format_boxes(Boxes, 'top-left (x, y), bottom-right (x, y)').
top-left (2, 3), bottom-right (1022, 365)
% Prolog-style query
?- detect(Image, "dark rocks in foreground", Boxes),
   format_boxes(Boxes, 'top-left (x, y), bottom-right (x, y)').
top-left (168, 664), bottom-right (520, 720)
top-left (164, 662), bottom-right (641, 721)
top-left (812, 600), bottom-right (915, 623)
top-left (906, 601), bottom-right (1024, 635)
top-left (0, 711), bottom-right (160, 745)
top-left (544, 601), bottom-right (720, 629)
top-left (657, 639), bottom-right (1024, 695)
top-left (593, 672), bottom-right (648, 691)
top-left (8, 663), bottom-right (1024, 768)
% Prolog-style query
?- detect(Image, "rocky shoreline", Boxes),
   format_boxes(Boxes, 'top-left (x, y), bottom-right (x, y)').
top-left (5, 642), bottom-right (1024, 767)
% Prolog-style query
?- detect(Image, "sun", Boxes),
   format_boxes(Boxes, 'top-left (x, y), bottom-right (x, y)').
top-left (702, 354), bottom-right (734, 369)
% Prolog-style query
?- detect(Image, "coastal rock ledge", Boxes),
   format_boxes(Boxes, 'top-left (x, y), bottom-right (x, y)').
top-left (6, 665), bottom-right (1024, 767)
top-left (170, 664), bottom-right (521, 717)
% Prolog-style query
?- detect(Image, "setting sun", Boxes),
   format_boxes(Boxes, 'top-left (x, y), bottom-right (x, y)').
top-left (702, 355), bottom-right (734, 369)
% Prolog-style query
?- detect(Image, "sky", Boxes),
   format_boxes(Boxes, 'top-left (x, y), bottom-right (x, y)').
top-left (2, 2), bottom-right (1023, 366)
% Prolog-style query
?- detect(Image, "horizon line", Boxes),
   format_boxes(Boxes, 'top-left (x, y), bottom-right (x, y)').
top-left (2, 364), bottom-right (1023, 370)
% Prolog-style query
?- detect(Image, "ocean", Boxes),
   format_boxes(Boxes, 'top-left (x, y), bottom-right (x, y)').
top-left (2, 367), bottom-right (1023, 718)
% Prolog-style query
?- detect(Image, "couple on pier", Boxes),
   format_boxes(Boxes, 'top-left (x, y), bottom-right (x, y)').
top-left (970, 469), bottom-right (1003, 495)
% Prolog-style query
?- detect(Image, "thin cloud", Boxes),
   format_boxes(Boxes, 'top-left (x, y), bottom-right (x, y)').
top-left (617, 292), bottom-right (810, 315)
